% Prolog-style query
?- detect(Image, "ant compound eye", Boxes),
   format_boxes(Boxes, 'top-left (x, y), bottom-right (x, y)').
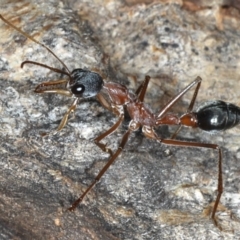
top-left (71, 84), bottom-right (85, 96)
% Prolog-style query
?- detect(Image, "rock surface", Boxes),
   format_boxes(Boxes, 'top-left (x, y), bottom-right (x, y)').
top-left (1, 0), bottom-right (240, 239)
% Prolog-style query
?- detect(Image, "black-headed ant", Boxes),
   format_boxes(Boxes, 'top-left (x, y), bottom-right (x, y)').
top-left (1, 14), bottom-right (240, 229)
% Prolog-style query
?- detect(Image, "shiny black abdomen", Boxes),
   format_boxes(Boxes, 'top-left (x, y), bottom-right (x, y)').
top-left (196, 100), bottom-right (240, 132)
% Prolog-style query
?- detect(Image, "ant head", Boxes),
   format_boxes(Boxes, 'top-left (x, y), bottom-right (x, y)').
top-left (70, 69), bottom-right (103, 98)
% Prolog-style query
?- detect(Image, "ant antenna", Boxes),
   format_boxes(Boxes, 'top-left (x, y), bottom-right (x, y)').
top-left (21, 60), bottom-right (71, 78)
top-left (0, 14), bottom-right (70, 74)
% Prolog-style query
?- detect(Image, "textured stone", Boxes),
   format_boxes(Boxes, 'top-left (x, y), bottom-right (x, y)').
top-left (0, 0), bottom-right (240, 239)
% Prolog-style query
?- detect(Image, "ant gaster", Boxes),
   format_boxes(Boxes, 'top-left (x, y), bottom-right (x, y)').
top-left (1, 14), bottom-right (240, 229)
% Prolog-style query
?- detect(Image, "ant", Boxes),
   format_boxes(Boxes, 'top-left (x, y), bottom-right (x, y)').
top-left (1, 14), bottom-right (240, 229)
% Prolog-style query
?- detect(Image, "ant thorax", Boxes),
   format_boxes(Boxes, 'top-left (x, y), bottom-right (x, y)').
top-left (103, 82), bottom-right (131, 105)
top-left (127, 100), bottom-right (156, 127)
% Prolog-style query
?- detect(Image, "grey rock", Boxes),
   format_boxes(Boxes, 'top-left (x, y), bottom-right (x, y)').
top-left (0, 0), bottom-right (240, 239)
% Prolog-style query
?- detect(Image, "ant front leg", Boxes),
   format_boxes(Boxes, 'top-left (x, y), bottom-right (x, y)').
top-left (94, 97), bottom-right (125, 156)
top-left (40, 98), bottom-right (79, 136)
top-left (142, 126), bottom-right (223, 229)
top-left (55, 98), bottom-right (79, 132)
top-left (35, 79), bottom-right (78, 134)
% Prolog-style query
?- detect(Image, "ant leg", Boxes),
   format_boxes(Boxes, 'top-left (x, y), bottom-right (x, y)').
top-left (56, 98), bottom-right (79, 132)
top-left (155, 77), bottom-right (202, 126)
top-left (157, 76), bottom-right (202, 119)
top-left (68, 129), bottom-right (132, 211)
top-left (171, 77), bottom-right (202, 139)
top-left (94, 95), bottom-right (125, 155)
top-left (161, 139), bottom-right (222, 228)
top-left (135, 75), bottom-right (151, 101)
top-left (97, 93), bottom-right (114, 113)
top-left (143, 126), bottom-right (223, 228)
top-left (35, 80), bottom-right (75, 135)
top-left (35, 79), bottom-right (72, 97)
top-left (41, 98), bottom-right (78, 136)
top-left (94, 113), bottom-right (124, 156)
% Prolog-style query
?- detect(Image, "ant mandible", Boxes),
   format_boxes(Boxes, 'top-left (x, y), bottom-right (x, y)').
top-left (1, 14), bottom-right (240, 229)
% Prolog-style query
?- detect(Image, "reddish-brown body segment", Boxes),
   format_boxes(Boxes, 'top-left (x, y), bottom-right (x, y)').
top-left (180, 113), bottom-right (198, 128)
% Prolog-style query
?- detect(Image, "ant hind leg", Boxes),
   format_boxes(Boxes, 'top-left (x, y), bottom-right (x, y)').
top-left (142, 126), bottom-right (223, 229)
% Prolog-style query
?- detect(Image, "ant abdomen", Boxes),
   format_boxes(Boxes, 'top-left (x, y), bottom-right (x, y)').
top-left (196, 100), bottom-right (240, 132)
